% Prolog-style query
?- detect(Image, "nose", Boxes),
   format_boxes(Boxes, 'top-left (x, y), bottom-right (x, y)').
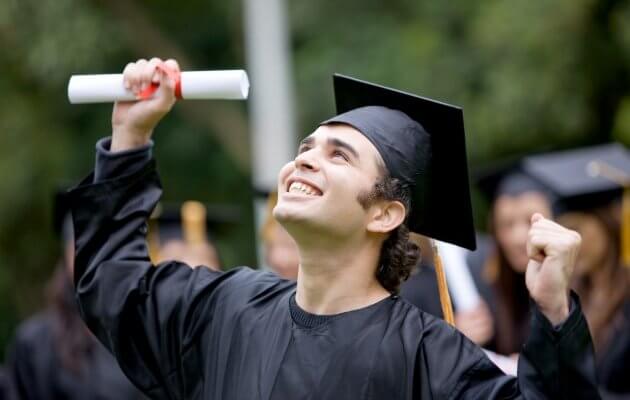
top-left (294, 148), bottom-right (320, 172)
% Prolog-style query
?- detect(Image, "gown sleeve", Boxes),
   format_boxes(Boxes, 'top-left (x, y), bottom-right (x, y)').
top-left (68, 139), bottom-right (261, 399)
top-left (417, 294), bottom-right (600, 399)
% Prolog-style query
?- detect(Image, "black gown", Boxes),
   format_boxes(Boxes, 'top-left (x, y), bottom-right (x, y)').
top-left (596, 299), bottom-right (630, 399)
top-left (6, 311), bottom-right (146, 400)
top-left (67, 139), bottom-right (601, 399)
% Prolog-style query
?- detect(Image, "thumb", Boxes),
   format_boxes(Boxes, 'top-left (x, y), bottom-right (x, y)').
top-left (531, 212), bottom-right (544, 224)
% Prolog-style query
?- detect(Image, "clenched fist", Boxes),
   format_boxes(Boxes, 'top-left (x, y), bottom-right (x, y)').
top-left (525, 213), bottom-right (581, 325)
top-left (111, 57), bottom-right (180, 152)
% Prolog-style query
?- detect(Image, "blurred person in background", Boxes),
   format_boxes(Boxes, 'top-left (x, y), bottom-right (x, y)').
top-left (147, 201), bottom-right (225, 270)
top-left (260, 192), bottom-right (300, 280)
top-left (522, 143), bottom-right (630, 398)
top-left (460, 165), bottom-right (555, 358)
top-left (398, 235), bottom-right (444, 319)
top-left (5, 191), bottom-right (146, 400)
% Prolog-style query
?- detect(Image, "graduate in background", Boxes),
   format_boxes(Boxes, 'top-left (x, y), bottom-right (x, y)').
top-left (147, 201), bottom-right (228, 270)
top-left (260, 192), bottom-right (300, 280)
top-left (398, 235), bottom-right (445, 319)
top-left (6, 191), bottom-right (146, 400)
top-left (67, 58), bottom-right (599, 399)
top-left (523, 143), bottom-right (630, 398)
top-left (462, 163), bottom-right (555, 357)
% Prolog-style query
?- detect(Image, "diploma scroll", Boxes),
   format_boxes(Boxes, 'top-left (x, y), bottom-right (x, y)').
top-left (436, 241), bottom-right (482, 312)
top-left (68, 70), bottom-right (249, 103)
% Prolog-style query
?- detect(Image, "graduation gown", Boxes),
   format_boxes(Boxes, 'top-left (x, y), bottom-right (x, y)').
top-left (596, 299), bottom-right (630, 398)
top-left (6, 311), bottom-right (146, 400)
top-left (68, 140), bottom-right (600, 399)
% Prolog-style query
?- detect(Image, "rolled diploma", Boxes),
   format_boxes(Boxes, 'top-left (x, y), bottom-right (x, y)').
top-left (68, 70), bottom-right (249, 103)
top-left (436, 241), bottom-right (481, 312)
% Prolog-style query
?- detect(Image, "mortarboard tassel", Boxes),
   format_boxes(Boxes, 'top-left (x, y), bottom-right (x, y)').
top-left (587, 161), bottom-right (630, 268)
top-left (182, 201), bottom-right (208, 245)
top-left (147, 204), bottom-right (163, 265)
top-left (431, 240), bottom-right (455, 326)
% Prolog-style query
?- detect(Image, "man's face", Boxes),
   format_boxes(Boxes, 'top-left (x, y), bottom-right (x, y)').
top-left (273, 124), bottom-right (384, 240)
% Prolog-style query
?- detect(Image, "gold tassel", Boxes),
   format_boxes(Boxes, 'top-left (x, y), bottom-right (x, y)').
top-left (182, 201), bottom-right (208, 245)
top-left (147, 204), bottom-right (163, 264)
top-left (587, 161), bottom-right (630, 268)
top-left (431, 240), bottom-right (455, 326)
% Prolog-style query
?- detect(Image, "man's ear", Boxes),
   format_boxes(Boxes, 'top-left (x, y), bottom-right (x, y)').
top-left (367, 200), bottom-right (406, 234)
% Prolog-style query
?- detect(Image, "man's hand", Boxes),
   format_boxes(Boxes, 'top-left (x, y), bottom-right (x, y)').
top-left (525, 213), bottom-right (581, 326)
top-left (111, 58), bottom-right (180, 152)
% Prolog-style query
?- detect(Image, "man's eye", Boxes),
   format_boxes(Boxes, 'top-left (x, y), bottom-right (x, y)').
top-left (332, 150), bottom-right (349, 161)
top-left (297, 146), bottom-right (310, 155)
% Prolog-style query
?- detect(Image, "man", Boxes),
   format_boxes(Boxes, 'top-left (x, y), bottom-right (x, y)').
top-left (69, 58), bottom-right (599, 399)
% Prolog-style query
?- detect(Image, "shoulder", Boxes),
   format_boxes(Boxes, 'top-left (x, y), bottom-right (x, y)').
top-left (194, 266), bottom-right (294, 295)
top-left (13, 312), bottom-right (54, 345)
top-left (184, 266), bottom-right (296, 313)
top-left (389, 296), bottom-right (450, 336)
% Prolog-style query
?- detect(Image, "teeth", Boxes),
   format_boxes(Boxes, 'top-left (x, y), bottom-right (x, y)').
top-left (288, 181), bottom-right (319, 196)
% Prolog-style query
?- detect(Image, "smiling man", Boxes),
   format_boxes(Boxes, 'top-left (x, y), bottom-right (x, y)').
top-left (69, 58), bottom-right (600, 399)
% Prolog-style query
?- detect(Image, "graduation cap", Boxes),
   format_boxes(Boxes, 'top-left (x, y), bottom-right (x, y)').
top-left (321, 74), bottom-right (477, 324)
top-left (522, 143), bottom-right (630, 266)
top-left (322, 74), bottom-right (476, 251)
top-left (471, 158), bottom-right (556, 218)
top-left (147, 201), bottom-right (241, 266)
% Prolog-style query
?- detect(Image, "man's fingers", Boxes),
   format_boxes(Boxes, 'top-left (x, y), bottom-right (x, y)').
top-left (527, 235), bottom-right (546, 263)
top-left (149, 57), bottom-right (163, 83)
top-left (164, 59), bottom-right (181, 74)
top-left (140, 58), bottom-right (162, 92)
top-left (122, 62), bottom-right (135, 90)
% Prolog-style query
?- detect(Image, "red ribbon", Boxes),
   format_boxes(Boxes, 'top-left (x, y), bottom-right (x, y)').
top-left (137, 63), bottom-right (182, 100)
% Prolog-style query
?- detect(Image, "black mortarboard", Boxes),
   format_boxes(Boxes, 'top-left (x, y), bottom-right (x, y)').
top-left (522, 143), bottom-right (630, 267)
top-left (321, 74), bottom-right (476, 250)
top-left (149, 202), bottom-right (240, 245)
top-left (473, 159), bottom-right (555, 204)
top-left (522, 143), bottom-right (630, 211)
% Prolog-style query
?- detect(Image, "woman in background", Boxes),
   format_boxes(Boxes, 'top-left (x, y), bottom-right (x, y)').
top-left (6, 193), bottom-right (146, 400)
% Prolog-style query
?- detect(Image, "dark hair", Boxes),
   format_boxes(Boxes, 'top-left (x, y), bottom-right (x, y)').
top-left (46, 263), bottom-right (95, 376)
top-left (358, 167), bottom-right (420, 294)
top-left (483, 210), bottom-right (531, 354)
top-left (571, 207), bottom-right (629, 352)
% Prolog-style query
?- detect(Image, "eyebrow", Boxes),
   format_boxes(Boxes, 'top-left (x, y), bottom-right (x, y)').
top-left (298, 136), bottom-right (360, 160)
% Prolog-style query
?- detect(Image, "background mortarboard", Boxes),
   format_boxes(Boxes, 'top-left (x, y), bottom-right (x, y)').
top-left (329, 74), bottom-right (476, 251)
top-left (522, 143), bottom-right (630, 211)
top-left (148, 201), bottom-right (241, 262)
top-left (522, 143), bottom-right (630, 266)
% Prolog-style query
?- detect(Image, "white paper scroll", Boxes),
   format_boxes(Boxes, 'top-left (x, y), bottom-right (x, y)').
top-left (435, 241), bottom-right (482, 312)
top-left (68, 70), bottom-right (249, 103)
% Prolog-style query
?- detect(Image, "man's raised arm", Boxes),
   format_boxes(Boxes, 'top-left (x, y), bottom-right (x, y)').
top-left (69, 58), bottom-right (218, 399)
